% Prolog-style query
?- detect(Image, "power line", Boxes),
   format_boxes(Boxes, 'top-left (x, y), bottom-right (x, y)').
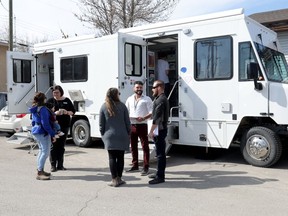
top-left (0, 0), bottom-right (8, 12)
top-left (16, 18), bottom-right (61, 36)
top-left (1, 0), bottom-right (91, 42)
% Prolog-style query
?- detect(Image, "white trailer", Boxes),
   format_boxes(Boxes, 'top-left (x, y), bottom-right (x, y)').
top-left (7, 8), bottom-right (288, 167)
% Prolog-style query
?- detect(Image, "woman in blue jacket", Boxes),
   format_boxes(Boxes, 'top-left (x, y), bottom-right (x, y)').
top-left (29, 92), bottom-right (56, 180)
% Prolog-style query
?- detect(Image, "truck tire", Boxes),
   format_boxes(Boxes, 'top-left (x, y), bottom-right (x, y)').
top-left (71, 119), bottom-right (92, 147)
top-left (240, 126), bottom-right (282, 167)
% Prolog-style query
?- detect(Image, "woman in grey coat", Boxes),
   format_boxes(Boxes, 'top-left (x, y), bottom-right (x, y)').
top-left (99, 88), bottom-right (131, 187)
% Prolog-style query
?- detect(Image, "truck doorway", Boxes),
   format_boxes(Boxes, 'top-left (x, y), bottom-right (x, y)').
top-left (146, 34), bottom-right (178, 117)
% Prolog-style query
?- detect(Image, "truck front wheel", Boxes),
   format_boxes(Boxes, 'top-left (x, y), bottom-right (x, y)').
top-left (240, 126), bottom-right (282, 167)
top-left (72, 119), bottom-right (92, 147)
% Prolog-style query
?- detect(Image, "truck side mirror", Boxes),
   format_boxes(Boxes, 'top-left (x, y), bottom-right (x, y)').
top-left (247, 62), bottom-right (263, 91)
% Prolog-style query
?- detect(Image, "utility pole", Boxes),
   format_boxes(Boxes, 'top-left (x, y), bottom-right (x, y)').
top-left (9, 0), bottom-right (13, 51)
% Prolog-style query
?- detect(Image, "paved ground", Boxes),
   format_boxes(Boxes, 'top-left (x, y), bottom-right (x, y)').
top-left (1, 132), bottom-right (288, 216)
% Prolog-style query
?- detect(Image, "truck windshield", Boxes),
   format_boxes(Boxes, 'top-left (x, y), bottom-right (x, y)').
top-left (255, 42), bottom-right (288, 83)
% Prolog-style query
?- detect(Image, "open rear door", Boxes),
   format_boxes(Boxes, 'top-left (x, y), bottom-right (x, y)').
top-left (6, 51), bottom-right (35, 114)
top-left (117, 32), bottom-right (147, 100)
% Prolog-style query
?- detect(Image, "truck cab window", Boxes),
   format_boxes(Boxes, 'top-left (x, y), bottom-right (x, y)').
top-left (125, 43), bottom-right (142, 76)
top-left (255, 42), bottom-right (288, 83)
top-left (239, 42), bottom-right (263, 81)
top-left (13, 59), bottom-right (31, 83)
top-left (60, 56), bottom-right (88, 82)
top-left (195, 36), bottom-right (232, 80)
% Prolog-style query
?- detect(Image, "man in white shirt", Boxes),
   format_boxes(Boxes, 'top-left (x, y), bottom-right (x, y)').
top-left (125, 81), bottom-right (153, 175)
top-left (157, 52), bottom-right (170, 97)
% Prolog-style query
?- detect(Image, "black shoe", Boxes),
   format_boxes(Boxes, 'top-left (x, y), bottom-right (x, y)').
top-left (148, 173), bottom-right (157, 179)
top-left (149, 177), bottom-right (165, 185)
top-left (57, 166), bottom-right (67, 171)
top-left (126, 166), bottom-right (139, 172)
top-left (51, 166), bottom-right (57, 172)
top-left (140, 168), bottom-right (149, 176)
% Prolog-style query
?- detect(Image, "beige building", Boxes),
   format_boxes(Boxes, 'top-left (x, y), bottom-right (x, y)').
top-left (0, 41), bottom-right (8, 93)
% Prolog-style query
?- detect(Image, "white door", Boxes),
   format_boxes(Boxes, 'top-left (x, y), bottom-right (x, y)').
top-left (6, 51), bottom-right (35, 114)
top-left (117, 32), bottom-right (147, 101)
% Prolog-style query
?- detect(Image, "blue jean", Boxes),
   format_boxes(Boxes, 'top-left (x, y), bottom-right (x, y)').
top-left (33, 134), bottom-right (52, 171)
top-left (153, 128), bottom-right (167, 179)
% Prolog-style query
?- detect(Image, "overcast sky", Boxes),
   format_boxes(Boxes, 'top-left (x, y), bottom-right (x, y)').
top-left (0, 0), bottom-right (288, 42)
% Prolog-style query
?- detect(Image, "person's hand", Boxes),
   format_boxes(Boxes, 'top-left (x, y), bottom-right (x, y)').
top-left (52, 137), bottom-right (57, 143)
top-left (62, 109), bottom-right (68, 115)
top-left (67, 111), bottom-right (74, 116)
top-left (136, 117), bottom-right (145, 122)
top-left (148, 131), bottom-right (154, 140)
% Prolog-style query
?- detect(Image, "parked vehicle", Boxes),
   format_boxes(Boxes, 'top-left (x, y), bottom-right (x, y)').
top-left (0, 106), bottom-right (31, 134)
top-left (6, 8), bottom-right (288, 167)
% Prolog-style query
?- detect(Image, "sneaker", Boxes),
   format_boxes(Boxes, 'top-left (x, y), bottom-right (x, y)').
top-left (108, 179), bottom-right (118, 187)
top-left (116, 177), bottom-right (126, 186)
top-left (149, 177), bottom-right (165, 185)
top-left (57, 166), bottom-right (67, 171)
top-left (148, 173), bottom-right (157, 179)
top-left (51, 166), bottom-right (57, 172)
top-left (125, 166), bottom-right (139, 172)
top-left (140, 168), bottom-right (149, 176)
top-left (58, 131), bottom-right (65, 136)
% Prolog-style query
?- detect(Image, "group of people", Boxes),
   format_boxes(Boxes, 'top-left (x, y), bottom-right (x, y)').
top-left (30, 56), bottom-right (169, 185)
top-left (30, 85), bottom-right (75, 180)
top-left (100, 79), bottom-right (169, 187)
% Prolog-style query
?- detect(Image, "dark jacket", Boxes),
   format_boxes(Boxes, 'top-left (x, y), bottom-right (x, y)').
top-left (29, 106), bottom-right (56, 137)
top-left (99, 102), bottom-right (131, 151)
top-left (152, 93), bottom-right (169, 130)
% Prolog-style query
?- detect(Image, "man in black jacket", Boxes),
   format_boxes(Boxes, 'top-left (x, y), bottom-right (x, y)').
top-left (148, 80), bottom-right (169, 184)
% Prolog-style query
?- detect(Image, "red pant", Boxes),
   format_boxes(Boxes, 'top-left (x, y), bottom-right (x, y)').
top-left (130, 124), bottom-right (150, 169)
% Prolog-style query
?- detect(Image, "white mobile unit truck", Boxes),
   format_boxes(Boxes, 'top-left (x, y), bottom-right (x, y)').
top-left (7, 9), bottom-right (288, 167)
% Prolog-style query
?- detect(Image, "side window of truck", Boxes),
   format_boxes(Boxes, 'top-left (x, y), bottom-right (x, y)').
top-left (239, 42), bottom-right (263, 81)
top-left (195, 36), bottom-right (233, 80)
top-left (13, 59), bottom-right (32, 83)
top-left (125, 43), bottom-right (142, 76)
top-left (60, 56), bottom-right (88, 82)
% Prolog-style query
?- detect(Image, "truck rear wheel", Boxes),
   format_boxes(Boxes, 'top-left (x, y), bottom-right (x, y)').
top-left (240, 126), bottom-right (282, 167)
top-left (72, 119), bottom-right (92, 147)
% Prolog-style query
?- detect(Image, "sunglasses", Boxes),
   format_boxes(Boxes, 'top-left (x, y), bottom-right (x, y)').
top-left (152, 85), bottom-right (159, 89)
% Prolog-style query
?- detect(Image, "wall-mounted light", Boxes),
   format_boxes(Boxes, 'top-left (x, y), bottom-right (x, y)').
top-left (57, 48), bottom-right (62, 53)
top-left (158, 32), bottom-right (165, 36)
top-left (183, 28), bottom-right (191, 35)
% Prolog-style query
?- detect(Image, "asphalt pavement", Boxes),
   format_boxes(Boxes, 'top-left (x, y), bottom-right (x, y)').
top-left (1, 132), bottom-right (288, 216)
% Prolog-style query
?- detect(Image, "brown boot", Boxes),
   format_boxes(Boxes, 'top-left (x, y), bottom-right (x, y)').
top-left (36, 171), bottom-right (50, 180)
top-left (37, 169), bottom-right (51, 176)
